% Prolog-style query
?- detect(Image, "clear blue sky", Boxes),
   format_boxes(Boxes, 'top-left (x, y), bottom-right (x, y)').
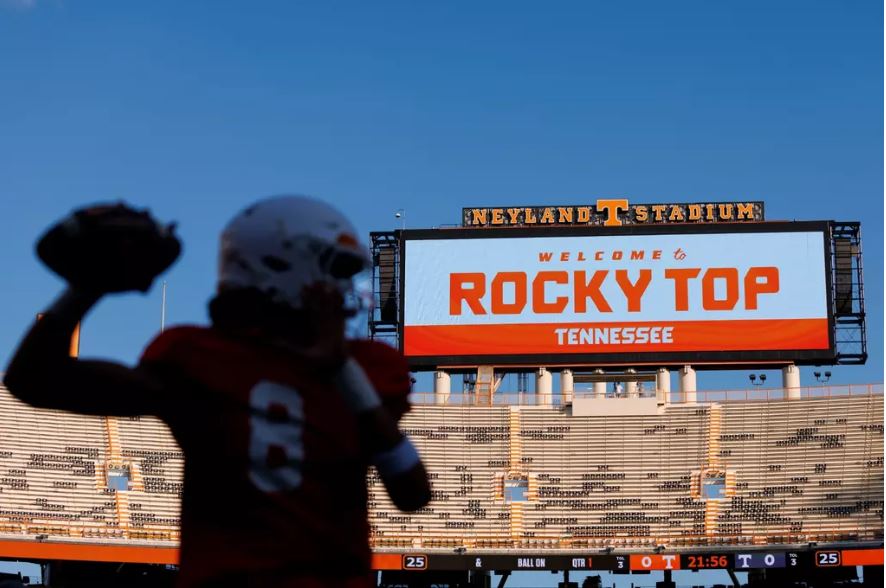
top-left (0, 3), bottom-right (881, 585)
top-left (2, 1), bottom-right (880, 392)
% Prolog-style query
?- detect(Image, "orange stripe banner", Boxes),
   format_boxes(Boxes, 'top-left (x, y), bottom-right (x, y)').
top-left (0, 539), bottom-right (179, 564)
top-left (842, 548), bottom-right (883, 566)
top-left (371, 553), bottom-right (403, 570)
top-left (404, 318), bottom-right (829, 356)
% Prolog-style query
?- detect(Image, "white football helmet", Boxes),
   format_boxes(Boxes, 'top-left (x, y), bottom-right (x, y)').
top-left (218, 195), bottom-right (371, 311)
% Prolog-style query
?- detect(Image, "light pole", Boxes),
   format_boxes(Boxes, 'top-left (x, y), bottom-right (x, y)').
top-left (395, 209), bottom-right (405, 230)
top-left (749, 374), bottom-right (766, 387)
top-left (160, 281), bottom-right (167, 332)
top-left (814, 371), bottom-right (831, 383)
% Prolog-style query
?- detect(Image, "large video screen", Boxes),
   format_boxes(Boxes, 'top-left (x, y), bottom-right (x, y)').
top-left (401, 222), bottom-right (834, 368)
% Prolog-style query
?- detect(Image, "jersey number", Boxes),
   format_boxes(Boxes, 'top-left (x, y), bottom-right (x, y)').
top-left (249, 381), bottom-right (304, 493)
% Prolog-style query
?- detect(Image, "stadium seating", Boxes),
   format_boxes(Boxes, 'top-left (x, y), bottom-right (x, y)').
top-left (514, 404), bottom-right (709, 547)
top-left (368, 406), bottom-right (513, 547)
top-left (116, 415), bottom-right (183, 541)
top-left (0, 389), bottom-right (117, 540)
top-left (366, 393), bottom-right (884, 549)
top-left (715, 395), bottom-right (883, 544)
top-left (0, 384), bottom-right (882, 552)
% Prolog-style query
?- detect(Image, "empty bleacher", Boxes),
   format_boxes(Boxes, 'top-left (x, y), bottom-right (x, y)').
top-left (0, 389), bottom-right (117, 540)
top-left (116, 415), bottom-right (183, 541)
top-left (368, 406), bottom-right (512, 548)
top-left (516, 403), bottom-right (709, 549)
top-left (0, 384), bottom-right (882, 552)
top-left (715, 394), bottom-right (884, 545)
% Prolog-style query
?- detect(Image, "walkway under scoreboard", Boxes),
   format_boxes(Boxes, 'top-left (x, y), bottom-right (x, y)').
top-left (372, 548), bottom-right (883, 572)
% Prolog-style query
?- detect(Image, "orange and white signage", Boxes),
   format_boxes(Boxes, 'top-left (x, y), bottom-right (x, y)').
top-left (402, 228), bottom-right (831, 363)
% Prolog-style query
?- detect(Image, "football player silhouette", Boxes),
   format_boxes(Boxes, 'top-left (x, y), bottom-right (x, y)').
top-left (5, 196), bottom-right (430, 587)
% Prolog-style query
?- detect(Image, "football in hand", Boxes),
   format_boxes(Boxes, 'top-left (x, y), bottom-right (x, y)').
top-left (36, 202), bottom-right (181, 293)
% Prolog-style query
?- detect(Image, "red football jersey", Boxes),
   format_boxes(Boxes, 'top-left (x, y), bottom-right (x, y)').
top-left (139, 326), bottom-right (411, 587)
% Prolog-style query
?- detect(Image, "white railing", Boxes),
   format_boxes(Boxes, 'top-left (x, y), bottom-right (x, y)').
top-left (408, 383), bottom-right (884, 406)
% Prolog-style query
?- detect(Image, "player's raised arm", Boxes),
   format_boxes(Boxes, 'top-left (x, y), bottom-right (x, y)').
top-left (3, 204), bottom-right (181, 416)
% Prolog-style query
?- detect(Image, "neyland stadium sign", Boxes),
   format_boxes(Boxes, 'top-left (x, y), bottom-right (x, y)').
top-left (463, 200), bottom-right (764, 227)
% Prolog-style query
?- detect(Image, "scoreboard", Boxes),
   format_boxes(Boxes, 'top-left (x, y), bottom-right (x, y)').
top-left (400, 222), bottom-right (836, 368)
top-left (371, 549), bottom-right (883, 572)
